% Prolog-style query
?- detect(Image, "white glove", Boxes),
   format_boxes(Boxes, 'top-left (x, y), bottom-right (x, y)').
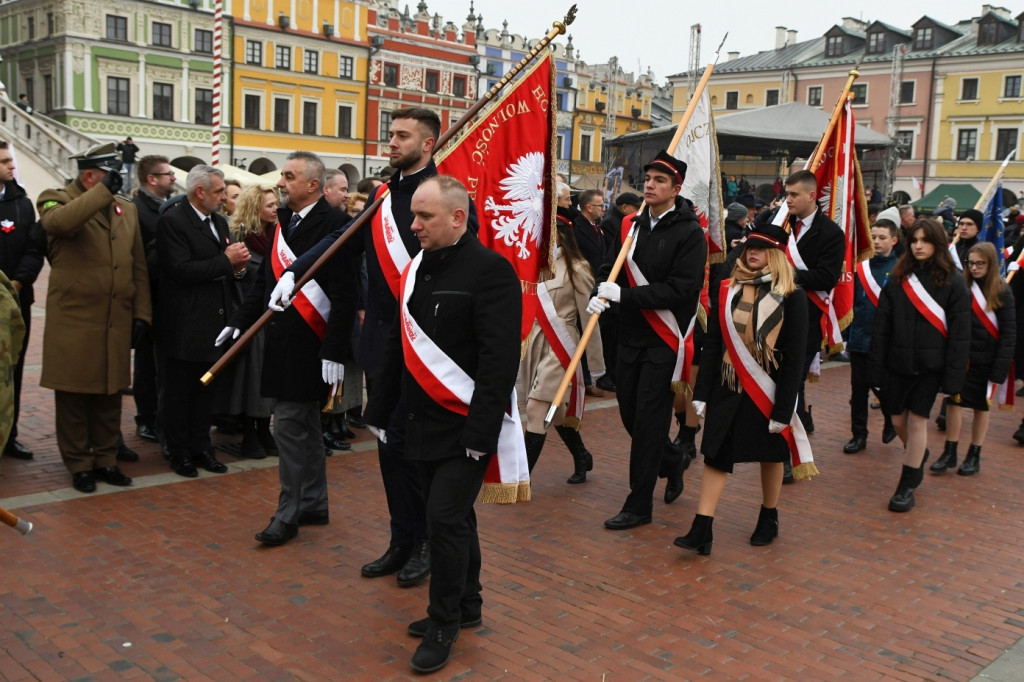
top-left (1010, 261), bottom-right (1021, 272)
top-left (587, 296), bottom-right (610, 315)
top-left (214, 326), bottom-right (240, 347)
top-left (597, 282), bottom-right (621, 303)
top-left (692, 400), bottom-right (706, 418)
top-left (768, 420), bottom-right (786, 434)
top-left (269, 271), bottom-right (296, 311)
top-left (321, 359), bottom-right (344, 385)
top-left (467, 448), bottom-right (486, 461)
top-left (367, 425), bottom-right (387, 443)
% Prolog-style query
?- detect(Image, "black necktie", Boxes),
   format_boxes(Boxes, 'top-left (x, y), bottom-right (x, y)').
top-left (288, 213), bottom-right (301, 236)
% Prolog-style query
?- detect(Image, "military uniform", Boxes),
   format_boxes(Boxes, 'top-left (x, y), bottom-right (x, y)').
top-left (38, 155), bottom-right (151, 477)
top-left (0, 271), bottom-right (26, 472)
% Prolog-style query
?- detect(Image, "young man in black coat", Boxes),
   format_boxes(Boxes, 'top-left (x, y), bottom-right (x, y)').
top-left (0, 140), bottom-right (45, 460)
top-left (588, 151), bottom-right (708, 530)
top-left (157, 165), bottom-right (248, 478)
top-left (363, 175), bottom-right (522, 674)
top-left (222, 151), bottom-right (358, 546)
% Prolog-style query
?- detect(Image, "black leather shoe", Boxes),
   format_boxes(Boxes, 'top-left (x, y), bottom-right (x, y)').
top-left (361, 545), bottom-right (412, 578)
top-left (137, 424), bottom-right (159, 442)
top-left (410, 622), bottom-right (459, 673)
top-left (72, 470), bottom-right (97, 493)
top-left (255, 517), bottom-right (298, 546)
top-left (93, 465), bottom-right (132, 486)
top-left (595, 376), bottom-right (617, 392)
top-left (397, 539), bottom-right (431, 587)
top-left (782, 460), bottom-right (794, 484)
top-left (346, 413), bottom-right (366, 429)
top-left (172, 457), bottom-right (199, 478)
top-left (408, 614), bottom-right (482, 638)
top-left (663, 441), bottom-right (688, 504)
top-left (323, 433), bottom-right (352, 451)
top-left (339, 423), bottom-right (356, 440)
top-left (1014, 424), bottom-right (1024, 445)
top-left (4, 440), bottom-right (33, 459)
top-left (196, 451), bottom-right (228, 474)
top-left (604, 511), bottom-right (652, 530)
top-left (843, 436), bottom-right (867, 454)
top-left (297, 510), bottom-right (329, 526)
top-left (117, 443), bottom-right (139, 462)
top-left (882, 424), bottom-right (898, 444)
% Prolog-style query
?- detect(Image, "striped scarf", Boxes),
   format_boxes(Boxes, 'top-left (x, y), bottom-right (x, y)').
top-left (722, 264), bottom-right (785, 392)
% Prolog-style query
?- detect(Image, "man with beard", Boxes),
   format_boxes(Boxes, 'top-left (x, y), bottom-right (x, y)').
top-left (587, 151), bottom-right (707, 530)
top-left (269, 108), bottom-right (477, 586)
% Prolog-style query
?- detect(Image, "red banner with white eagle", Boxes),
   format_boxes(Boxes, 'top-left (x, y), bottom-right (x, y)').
top-left (434, 52), bottom-right (555, 343)
top-left (814, 99), bottom-right (873, 341)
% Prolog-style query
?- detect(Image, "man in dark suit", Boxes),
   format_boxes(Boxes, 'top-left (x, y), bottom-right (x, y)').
top-left (157, 165), bottom-right (247, 478)
top-left (363, 175), bottom-right (522, 674)
top-left (573, 189), bottom-right (606, 276)
top-left (778, 170), bottom-right (844, 453)
top-left (221, 150), bottom-right (358, 546)
top-left (0, 139), bottom-right (45, 460)
top-left (268, 108), bottom-right (471, 585)
top-left (131, 155), bottom-right (177, 444)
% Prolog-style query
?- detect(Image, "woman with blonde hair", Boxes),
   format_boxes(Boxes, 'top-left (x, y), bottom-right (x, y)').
top-left (932, 242), bottom-right (1015, 476)
top-left (675, 223), bottom-right (808, 555)
top-left (226, 184), bottom-right (280, 458)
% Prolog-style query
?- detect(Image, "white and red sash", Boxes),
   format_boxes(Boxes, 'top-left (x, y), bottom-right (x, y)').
top-left (369, 188), bottom-right (410, 299)
top-left (621, 224), bottom-right (696, 389)
top-left (271, 224), bottom-right (330, 339)
top-left (399, 252), bottom-right (529, 503)
top-left (786, 235), bottom-right (842, 348)
top-left (971, 281), bottom-right (1016, 408)
top-left (949, 242), bottom-right (963, 271)
top-left (902, 273), bottom-right (947, 338)
top-left (857, 258), bottom-right (882, 308)
top-left (535, 275), bottom-right (584, 425)
top-left (719, 281), bottom-right (817, 479)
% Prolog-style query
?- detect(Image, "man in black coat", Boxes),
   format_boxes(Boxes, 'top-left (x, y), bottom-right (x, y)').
top-left (573, 189), bottom-right (606, 277)
top-left (0, 140), bottom-right (45, 460)
top-left (223, 150), bottom-right (358, 547)
top-left (131, 155), bottom-right (177, 444)
top-left (363, 175), bottom-right (522, 674)
top-left (588, 151), bottom-right (708, 530)
top-left (269, 108), bottom-right (479, 585)
top-left (157, 165), bottom-right (248, 478)
top-left (775, 170), bottom-right (845, 445)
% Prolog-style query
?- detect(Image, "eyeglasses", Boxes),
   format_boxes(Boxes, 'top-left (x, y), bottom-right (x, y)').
top-left (967, 260), bottom-right (987, 268)
top-left (151, 172), bottom-right (175, 177)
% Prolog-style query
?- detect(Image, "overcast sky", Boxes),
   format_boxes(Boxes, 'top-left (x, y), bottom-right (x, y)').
top-left (426, 0), bottom-right (979, 83)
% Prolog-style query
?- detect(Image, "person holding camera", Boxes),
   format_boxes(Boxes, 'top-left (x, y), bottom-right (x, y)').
top-left (37, 143), bottom-right (151, 493)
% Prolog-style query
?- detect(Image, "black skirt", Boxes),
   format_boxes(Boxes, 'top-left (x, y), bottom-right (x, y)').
top-left (953, 363), bottom-right (991, 411)
top-left (882, 372), bottom-right (943, 418)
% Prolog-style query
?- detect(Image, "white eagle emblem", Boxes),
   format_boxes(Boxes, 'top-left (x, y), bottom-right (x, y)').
top-left (484, 152), bottom-right (545, 260)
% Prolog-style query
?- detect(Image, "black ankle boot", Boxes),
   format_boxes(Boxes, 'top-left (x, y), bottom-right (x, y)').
top-left (671, 412), bottom-right (686, 447)
top-left (555, 426), bottom-right (592, 484)
top-left (524, 431), bottom-right (546, 473)
top-left (929, 440), bottom-right (957, 473)
top-left (957, 445), bottom-right (980, 476)
top-left (255, 418), bottom-right (277, 456)
top-left (240, 417), bottom-right (267, 459)
top-left (674, 514), bottom-right (713, 555)
top-left (889, 450), bottom-right (929, 512)
top-left (750, 505), bottom-right (779, 546)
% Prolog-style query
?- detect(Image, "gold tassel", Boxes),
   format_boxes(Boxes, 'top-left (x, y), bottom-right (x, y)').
top-left (322, 385), bottom-right (341, 413)
top-left (479, 482), bottom-right (531, 504)
top-left (792, 461), bottom-right (820, 481)
top-left (709, 251), bottom-right (725, 264)
top-left (697, 305), bottom-right (708, 333)
top-left (562, 416), bottom-right (581, 430)
top-left (671, 380), bottom-right (690, 396)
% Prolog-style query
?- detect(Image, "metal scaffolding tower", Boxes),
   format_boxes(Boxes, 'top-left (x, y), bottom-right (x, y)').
top-left (688, 24), bottom-right (701, 102)
top-left (882, 43), bottom-right (907, 201)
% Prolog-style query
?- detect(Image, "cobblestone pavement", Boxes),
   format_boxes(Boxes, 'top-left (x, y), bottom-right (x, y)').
top-left (2, 265), bottom-right (1023, 680)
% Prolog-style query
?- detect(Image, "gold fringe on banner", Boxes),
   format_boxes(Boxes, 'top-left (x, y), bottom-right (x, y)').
top-left (562, 415), bottom-right (581, 430)
top-left (479, 481), bottom-right (532, 504)
top-left (792, 461), bottom-right (820, 481)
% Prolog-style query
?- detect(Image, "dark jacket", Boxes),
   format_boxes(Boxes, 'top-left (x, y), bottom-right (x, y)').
top-left (0, 179), bottom-right (44, 308)
top-left (363, 234), bottom-right (522, 459)
top-left (966, 282), bottom-right (1016, 385)
top-left (723, 219), bottom-right (745, 249)
top-left (782, 209), bottom-right (845, 351)
top-left (598, 206), bottom-right (628, 252)
top-left (1010, 234), bottom-right (1024, 369)
top-left (156, 200), bottom-right (238, 363)
top-left (847, 251), bottom-right (899, 354)
top-left (573, 212), bottom-right (605, 277)
top-left (117, 142), bottom-right (139, 163)
top-left (597, 196), bottom-right (707, 351)
top-left (870, 263), bottom-right (970, 394)
top-left (230, 197), bottom-right (357, 402)
top-left (695, 283), bottom-right (808, 462)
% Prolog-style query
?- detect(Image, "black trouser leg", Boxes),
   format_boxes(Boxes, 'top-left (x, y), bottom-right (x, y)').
top-left (849, 352), bottom-right (870, 438)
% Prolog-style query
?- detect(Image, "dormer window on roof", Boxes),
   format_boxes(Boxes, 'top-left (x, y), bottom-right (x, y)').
top-left (867, 32), bottom-right (886, 53)
top-left (979, 20), bottom-right (999, 46)
top-left (826, 35), bottom-right (844, 57)
top-left (914, 26), bottom-right (933, 49)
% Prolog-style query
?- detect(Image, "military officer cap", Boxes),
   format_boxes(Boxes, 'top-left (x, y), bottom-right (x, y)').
top-left (71, 142), bottom-right (122, 172)
top-left (745, 222), bottom-right (790, 251)
top-left (643, 150), bottom-right (687, 186)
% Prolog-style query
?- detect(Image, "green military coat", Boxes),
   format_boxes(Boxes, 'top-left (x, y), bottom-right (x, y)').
top-left (38, 180), bottom-right (151, 395)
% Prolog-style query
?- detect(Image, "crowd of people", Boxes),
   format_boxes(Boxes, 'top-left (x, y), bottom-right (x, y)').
top-left (5, 121), bottom-right (1024, 674)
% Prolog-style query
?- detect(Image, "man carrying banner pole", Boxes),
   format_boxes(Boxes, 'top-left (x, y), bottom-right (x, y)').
top-left (362, 175), bottom-right (522, 673)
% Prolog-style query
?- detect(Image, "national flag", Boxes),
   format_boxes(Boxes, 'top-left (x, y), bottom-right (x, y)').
top-left (435, 52), bottom-right (555, 345)
top-left (671, 85), bottom-right (725, 263)
top-left (981, 183), bottom-right (1005, 273)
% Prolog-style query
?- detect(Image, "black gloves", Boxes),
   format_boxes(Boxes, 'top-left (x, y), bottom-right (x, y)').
top-left (102, 169), bottom-right (124, 195)
top-left (132, 319), bottom-right (149, 349)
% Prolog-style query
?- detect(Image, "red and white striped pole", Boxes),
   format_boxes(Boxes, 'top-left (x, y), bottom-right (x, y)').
top-left (211, 0), bottom-right (223, 165)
